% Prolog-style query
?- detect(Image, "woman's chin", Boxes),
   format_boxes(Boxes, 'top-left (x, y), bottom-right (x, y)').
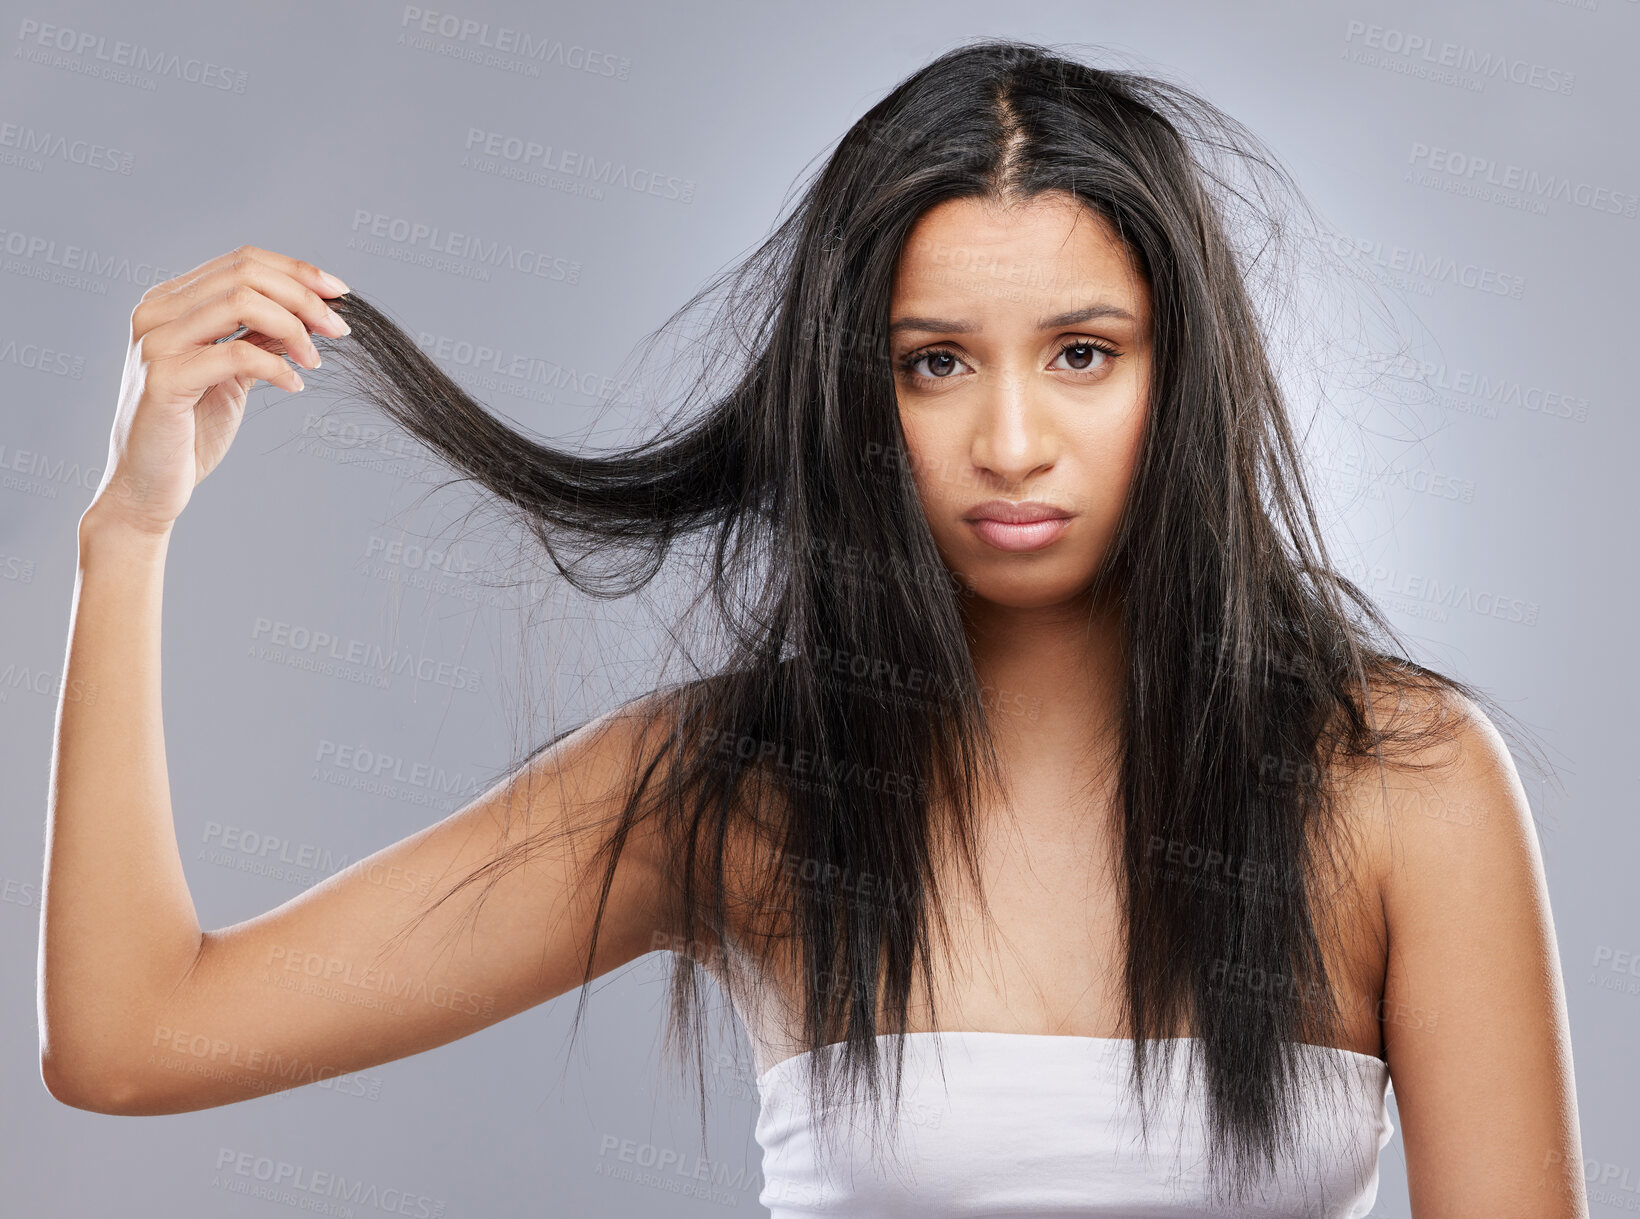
top-left (955, 570), bottom-right (1101, 615)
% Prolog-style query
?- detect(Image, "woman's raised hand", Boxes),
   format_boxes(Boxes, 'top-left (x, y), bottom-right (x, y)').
top-left (88, 244), bottom-right (352, 536)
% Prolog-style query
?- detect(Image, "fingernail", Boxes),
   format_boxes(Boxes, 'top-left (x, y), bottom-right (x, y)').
top-left (318, 270), bottom-right (350, 295)
top-left (326, 306), bottom-right (352, 336)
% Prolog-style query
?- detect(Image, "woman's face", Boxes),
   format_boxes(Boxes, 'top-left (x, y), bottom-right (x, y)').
top-left (888, 191), bottom-right (1152, 613)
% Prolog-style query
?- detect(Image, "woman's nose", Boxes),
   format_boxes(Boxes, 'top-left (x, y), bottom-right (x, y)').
top-left (970, 367), bottom-right (1058, 483)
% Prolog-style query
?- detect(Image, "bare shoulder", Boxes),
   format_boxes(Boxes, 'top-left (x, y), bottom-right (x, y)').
top-left (543, 685), bottom-right (692, 917)
top-left (572, 680), bottom-right (774, 970)
top-left (1330, 674), bottom-right (1585, 1213)
top-left (1328, 676), bottom-right (1536, 904)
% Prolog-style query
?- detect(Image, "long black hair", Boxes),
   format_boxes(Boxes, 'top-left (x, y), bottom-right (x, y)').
top-left (307, 37), bottom-right (1523, 1202)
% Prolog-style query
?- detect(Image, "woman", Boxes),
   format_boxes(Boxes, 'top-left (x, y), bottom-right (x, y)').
top-left (40, 38), bottom-right (1585, 1217)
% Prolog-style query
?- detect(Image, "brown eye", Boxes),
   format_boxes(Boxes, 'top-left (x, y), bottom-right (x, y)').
top-left (1050, 339), bottom-right (1116, 374)
top-left (899, 348), bottom-right (971, 381)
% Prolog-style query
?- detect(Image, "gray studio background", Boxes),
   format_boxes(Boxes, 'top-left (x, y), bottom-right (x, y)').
top-left (2, 1), bottom-right (1634, 1215)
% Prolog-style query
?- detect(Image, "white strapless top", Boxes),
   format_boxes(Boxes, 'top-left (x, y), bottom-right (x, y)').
top-left (753, 1032), bottom-right (1393, 1217)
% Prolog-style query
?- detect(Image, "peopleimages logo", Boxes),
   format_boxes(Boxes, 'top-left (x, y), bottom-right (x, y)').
top-left (0, 440), bottom-right (102, 498)
top-left (346, 208), bottom-right (582, 283)
top-left (397, 7), bottom-right (632, 80)
top-left (1364, 352), bottom-right (1590, 423)
top-left (1342, 20), bottom-right (1575, 95)
top-left (248, 616), bottom-right (483, 693)
top-left (461, 127), bottom-right (696, 203)
top-left (0, 334), bottom-right (85, 378)
top-left (412, 330), bottom-right (642, 401)
top-left (1316, 229), bottom-right (1526, 299)
top-left (212, 1146), bottom-right (447, 1217)
top-left (1314, 451), bottom-right (1476, 504)
top-left (200, 820), bottom-right (352, 876)
top-left (0, 120), bottom-right (135, 173)
top-left (1407, 142), bottom-right (1638, 219)
top-left (14, 18), bottom-right (250, 93)
top-left (0, 224), bottom-right (184, 290)
top-left (313, 737), bottom-right (489, 806)
top-left (1343, 561), bottom-right (1540, 626)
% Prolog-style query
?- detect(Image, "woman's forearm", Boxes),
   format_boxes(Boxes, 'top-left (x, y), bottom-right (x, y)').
top-left (39, 504), bottom-right (204, 1090)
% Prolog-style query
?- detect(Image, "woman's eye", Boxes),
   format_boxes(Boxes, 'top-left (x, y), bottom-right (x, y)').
top-left (898, 341), bottom-right (1115, 382)
top-left (1051, 341), bottom-right (1113, 373)
top-left (904, 349), bottom-right (968, 379)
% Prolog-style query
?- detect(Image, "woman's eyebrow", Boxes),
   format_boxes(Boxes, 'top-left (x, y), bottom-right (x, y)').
top-left (888, 300), bottom-right (1135, 335)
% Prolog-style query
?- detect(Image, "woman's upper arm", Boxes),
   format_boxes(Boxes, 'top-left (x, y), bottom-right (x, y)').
top-left (1374, 695), bottom-right (1587, 1216)
top-left (90, 695), bottom-right (685, 1115)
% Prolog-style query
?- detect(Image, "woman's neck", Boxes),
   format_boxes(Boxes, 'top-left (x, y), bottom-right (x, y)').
top-left (960, 587), bottom-right (1127, 763)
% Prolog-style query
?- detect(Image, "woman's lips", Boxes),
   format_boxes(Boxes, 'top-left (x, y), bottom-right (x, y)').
top-left (963, 500), bottom-right (1074, 552)
top-left (967, 516), bottom-right (1070, 551)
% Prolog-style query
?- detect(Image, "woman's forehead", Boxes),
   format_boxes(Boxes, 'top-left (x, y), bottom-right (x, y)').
top-left (891, 196), bottom-right (1148, 330)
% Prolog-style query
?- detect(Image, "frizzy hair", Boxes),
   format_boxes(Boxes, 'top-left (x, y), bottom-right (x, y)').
top-left (301, 37), bottom-right (1533, 1203)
